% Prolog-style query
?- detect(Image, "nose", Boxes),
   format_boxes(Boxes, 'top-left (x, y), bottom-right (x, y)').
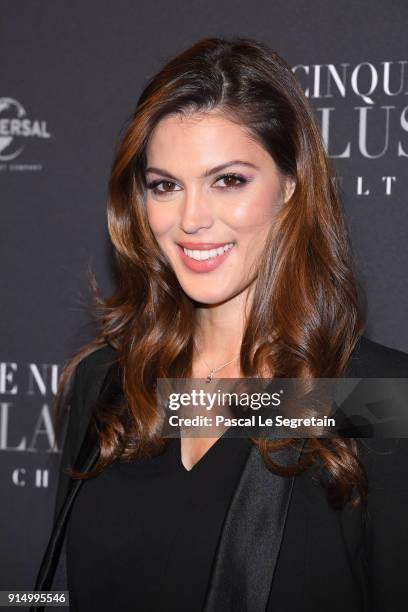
top-left (179, 187), bottom-right (214, 234)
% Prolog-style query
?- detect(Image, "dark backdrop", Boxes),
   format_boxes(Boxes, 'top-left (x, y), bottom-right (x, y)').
top-left (1, 0), bottom-right (407, 593)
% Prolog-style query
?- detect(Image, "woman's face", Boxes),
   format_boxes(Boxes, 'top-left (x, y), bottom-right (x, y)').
top-left (145, 111), bottom-right (294, 305)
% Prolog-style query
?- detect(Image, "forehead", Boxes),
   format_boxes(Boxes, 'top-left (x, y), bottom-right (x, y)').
top-left (146, 111), bottom-right (267, 163)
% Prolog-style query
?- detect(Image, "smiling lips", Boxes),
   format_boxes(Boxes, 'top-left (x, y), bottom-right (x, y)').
top-left (176, 241), bottom-right (235, 273)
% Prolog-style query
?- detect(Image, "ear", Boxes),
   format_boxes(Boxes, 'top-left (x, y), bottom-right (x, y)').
top-left (283, 177), bottom-right (296, 203)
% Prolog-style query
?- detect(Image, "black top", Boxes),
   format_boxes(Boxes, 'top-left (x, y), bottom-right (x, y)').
top-left (66, 434), bottom-right (251, 612)
top-left (32, 337), bottom-right (408, 612)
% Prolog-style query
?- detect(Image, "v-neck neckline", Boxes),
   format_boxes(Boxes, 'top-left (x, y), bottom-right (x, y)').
top-left (174, 429), bottom-right (249, 474)
top-left (177, 435), bottom-right (225, 473)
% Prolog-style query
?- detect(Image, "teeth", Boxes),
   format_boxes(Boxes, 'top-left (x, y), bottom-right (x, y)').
top-left (183, 243), bottom-right (234, 261)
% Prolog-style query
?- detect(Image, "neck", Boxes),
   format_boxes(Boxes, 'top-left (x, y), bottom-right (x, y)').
top-left (194, 284), bottom-right (254, 364)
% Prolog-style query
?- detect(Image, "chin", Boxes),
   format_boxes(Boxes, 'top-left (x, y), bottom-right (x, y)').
top-left (179, 283), bottom-right (234, 306)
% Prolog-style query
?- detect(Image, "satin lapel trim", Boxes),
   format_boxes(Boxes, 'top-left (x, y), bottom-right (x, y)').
top-left (203, 439), bottom-right (306, 612)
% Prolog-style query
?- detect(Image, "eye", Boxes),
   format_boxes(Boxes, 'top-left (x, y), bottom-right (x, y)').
top-left (214, 173), bottom-right (248, 189)
top-left (145, 172), bottom-right (249, 196)
top-left (146, 179), bottom-right (181, 195)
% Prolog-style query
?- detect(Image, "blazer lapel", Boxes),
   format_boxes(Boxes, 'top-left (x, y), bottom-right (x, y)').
top-left (203, 437), bottom-right (306, 612)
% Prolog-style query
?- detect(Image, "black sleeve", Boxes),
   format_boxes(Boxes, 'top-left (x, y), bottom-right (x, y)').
top-left (363, 438), bottom-right (408, 611)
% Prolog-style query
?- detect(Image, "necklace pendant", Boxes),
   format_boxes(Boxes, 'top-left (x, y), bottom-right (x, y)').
top-left (206, 372), bottom-right (213, 383)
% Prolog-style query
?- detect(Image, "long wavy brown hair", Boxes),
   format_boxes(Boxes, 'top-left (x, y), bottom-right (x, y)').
top-left (54, 36), bottom-right (368, 509)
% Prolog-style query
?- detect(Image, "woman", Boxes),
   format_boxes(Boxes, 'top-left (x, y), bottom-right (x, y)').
top-left (32, 37), bottom-right (408, 611)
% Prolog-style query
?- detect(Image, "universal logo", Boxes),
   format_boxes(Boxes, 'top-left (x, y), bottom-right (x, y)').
top-left (0, 97), bottom-right (51, 172)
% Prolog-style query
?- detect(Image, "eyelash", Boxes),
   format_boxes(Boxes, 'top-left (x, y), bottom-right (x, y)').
top-left (146, 172), bottom-right (249, 195)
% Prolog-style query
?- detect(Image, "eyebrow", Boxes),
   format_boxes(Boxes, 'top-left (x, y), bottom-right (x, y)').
top-left (145, 160), bottom-right (259, 181)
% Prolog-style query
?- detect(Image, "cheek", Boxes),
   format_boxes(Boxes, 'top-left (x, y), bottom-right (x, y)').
top-left (146, 202), bottom-right (175, 239)
top-left (227, 187), bottom-right (280, 230)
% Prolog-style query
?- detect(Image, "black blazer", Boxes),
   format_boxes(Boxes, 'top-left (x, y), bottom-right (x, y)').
top-left (31, 335), bottom-right (408, 612)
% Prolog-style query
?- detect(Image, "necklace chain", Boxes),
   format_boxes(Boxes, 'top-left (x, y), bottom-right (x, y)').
top-left (193, 338), bottom-right (240, 383)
